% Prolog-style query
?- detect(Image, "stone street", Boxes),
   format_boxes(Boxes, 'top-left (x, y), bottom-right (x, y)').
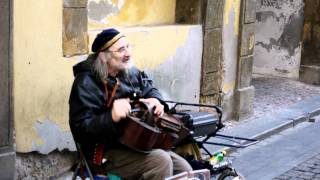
top-left (273, 153), bottom-right (320, 180)
top-left (229, 115), bottom-right (320, 180)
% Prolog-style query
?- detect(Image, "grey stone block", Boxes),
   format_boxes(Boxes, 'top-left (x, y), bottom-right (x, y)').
top-left (244, 0), bottom-right (256, 23)
top-left (203, 29), bottom-right (222, 73)
top-left (175, 0), bottom-right (203, 24)
top-left (200, 94), bottom-right (219, 106)
top-left (309, 168), bottom-right (320, 174)
top-left (235, 86), bottom-right (255, 120)
top-left (63, 8), bottom-right (88, 57)
top-left (297, 165), bottom-right (312, 172)
top-left (240, 23), bottom-right (255, 56)
top-left (285, 170), bottom-right (303, 177)
top-left (275, 175), bottom-right (291, 180)
top-left (299, 65), bottom-right (320, 85)
top-left (204, 0), bottom-right (224, 29)
top-left (299, 173), bottom-right (314, 179)
top-left (0, 151), bottom-right (15, 180)
top-left (201, 72), bottom-right (220, 96)
top-left (64, 0), bottom-right (87, 8)
top-left (239, 55), bottom-right (253, 88)
top-left (221, 92), bottom-right (235, 121)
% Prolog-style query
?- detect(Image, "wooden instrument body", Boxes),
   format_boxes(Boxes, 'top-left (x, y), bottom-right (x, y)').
top-left (119, 101), bottom-right (186, 152)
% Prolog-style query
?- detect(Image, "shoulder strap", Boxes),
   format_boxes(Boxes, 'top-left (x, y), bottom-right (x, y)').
top-left (105, 78), bottom-right (120, 108)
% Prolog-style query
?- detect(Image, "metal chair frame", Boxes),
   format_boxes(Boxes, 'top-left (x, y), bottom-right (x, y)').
top-left (72, 143), bottom-right (95, 180)
top-left (166, 101), bottom-right (258, 157)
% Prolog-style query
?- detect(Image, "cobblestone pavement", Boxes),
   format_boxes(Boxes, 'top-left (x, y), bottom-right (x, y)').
top-left (273, 153), bottom-right (320, 180)
top-left (251, 75), bottom-right (320, 120)
top-left (224, 75), bottom-right (320, 127)
top-left (257, 76), bottom-right (320, 180)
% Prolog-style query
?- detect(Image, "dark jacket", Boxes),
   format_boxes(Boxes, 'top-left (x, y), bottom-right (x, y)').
top-left (69, 56), bottom-right (168, 162)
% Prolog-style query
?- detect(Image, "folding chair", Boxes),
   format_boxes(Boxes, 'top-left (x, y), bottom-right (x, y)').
top-left (166, 101), bottom-right (258, 158)
top-left (71, 142), bottom-right (121, 180)
top-left (72, 143), bottom-right (95, 180)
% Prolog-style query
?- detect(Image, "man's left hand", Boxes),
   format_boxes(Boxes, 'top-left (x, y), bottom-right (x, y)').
top-left (139, 98), bottom-right (164, 116)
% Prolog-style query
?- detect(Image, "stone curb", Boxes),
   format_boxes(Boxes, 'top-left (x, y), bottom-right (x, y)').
top-left (224, 107), bottom-right (320, 155)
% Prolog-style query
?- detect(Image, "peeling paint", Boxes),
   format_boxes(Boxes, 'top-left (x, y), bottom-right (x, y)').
top-left (253, 0), bottom-right (304, 78)
top-left (88, 0), bottom-right (175, 28)
top-left (253, 43), bottom-right (302, 78)
top-left (143, 26), bottom-right (203, 104)
top-left (88, 0), bottom-right (120, 24)
top-left (259, 0), bottom-right (304, 19)
top-left (32, 118), bottom-right (76, 154)
top-left (256, 9), bottom-right (303, 56)
top-left (14, 0), bottom-right (76, 152)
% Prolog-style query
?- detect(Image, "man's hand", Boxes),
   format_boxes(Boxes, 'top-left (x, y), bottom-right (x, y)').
top-left (111, 98), bottom-right (131, 122)
top-left (139, 98), bottom-right (164, 116)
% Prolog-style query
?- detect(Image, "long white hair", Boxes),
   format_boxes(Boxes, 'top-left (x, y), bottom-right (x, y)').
top-left (91, 52), bottom-right (134, 82)
top-left (91, 53), bottom-right (110, 82)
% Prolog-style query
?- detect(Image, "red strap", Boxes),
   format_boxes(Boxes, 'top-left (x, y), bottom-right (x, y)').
top-left (93, 143), bottom-right (105, 165)
top-left (107, 78), bottom-right (120, 108)
top-left (92, 78), bottom-right (120, 165)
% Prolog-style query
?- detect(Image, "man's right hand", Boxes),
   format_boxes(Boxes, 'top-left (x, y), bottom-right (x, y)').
top-left (111, 98), bottom-right (131, 122)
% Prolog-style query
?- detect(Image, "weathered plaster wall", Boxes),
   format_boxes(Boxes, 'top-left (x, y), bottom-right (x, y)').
top-left (14, 0), bottom-right (203, 178)
top-left (253, 0), bottom-right (304, 78)
top-left (88, 0), bottom-right (176, 28)
top-left (222, 0), bottom-right (241, 120)
top-left (16, 151), bottom-right (76, 179)
top-left (141, 26), bottom-right (202, 103)
top-left (14, 0), bottom-right (76, 153)
top-left (14, 0), bottom-right (202, 154)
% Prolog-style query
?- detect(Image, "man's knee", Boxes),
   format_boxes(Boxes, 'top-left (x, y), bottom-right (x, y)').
top-left (169, 151), bottom-right (193, 173)
top-left (141, 149), bottom-right (173, 179)
top-left (148, 149), bottom-right (173, 169)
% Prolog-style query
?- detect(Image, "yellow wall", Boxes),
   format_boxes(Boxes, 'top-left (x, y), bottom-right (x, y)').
top-left (14, 0), bottom-right (75, 152)
top-left (88, 0), bottom-right (176, 29)
top-left (89, 26), bottom-right (190, 70)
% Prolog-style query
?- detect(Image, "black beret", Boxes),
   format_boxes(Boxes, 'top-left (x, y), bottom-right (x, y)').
top-left (91, 28), bottom-right (125, 53)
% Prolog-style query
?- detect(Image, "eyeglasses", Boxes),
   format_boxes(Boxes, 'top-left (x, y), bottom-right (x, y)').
top-left (106, 45), bottom-right (131, 54)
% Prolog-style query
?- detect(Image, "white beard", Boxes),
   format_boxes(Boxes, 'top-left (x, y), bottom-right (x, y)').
top-left (127, 58), bottom-right (134, 68)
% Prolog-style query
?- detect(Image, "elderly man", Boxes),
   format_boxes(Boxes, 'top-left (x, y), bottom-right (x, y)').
top-left (69, 28), bottom-right (192, 179)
